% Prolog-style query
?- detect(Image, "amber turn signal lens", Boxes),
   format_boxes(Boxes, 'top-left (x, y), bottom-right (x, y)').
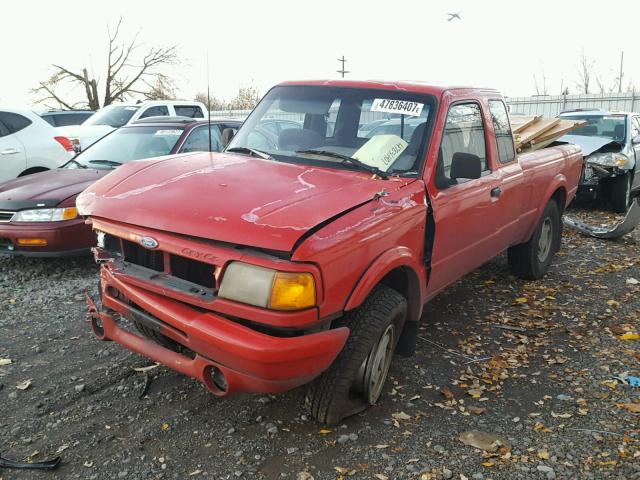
top-left (62, 207), bottom-right (78, 220)
top-left (269, 272), bottom-right (316, 310)
top-left (16, 238), bottom-right (48, 246)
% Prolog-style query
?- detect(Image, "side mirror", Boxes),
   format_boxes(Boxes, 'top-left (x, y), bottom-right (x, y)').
top-left (450, 152), bottom-right (482, 180)
top-left (632, 135), bottom-right (640, 145)
top-left (222, 128), bottom-right (235, 148)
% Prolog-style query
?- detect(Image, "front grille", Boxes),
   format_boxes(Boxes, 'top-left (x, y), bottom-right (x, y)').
top-left (0, 211), bottom-right (15, 222)
top-left (105, 233), bottom-right (216, 290)
top-left (122, 239), bottom-right (164, 272)
top-left (170, 254), bottom-right (215, 288)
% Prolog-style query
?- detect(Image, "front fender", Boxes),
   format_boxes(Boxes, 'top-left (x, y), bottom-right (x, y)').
top-left (344, 246), bottom-right (424, 316)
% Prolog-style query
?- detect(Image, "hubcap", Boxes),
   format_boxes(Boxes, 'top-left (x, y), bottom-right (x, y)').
top-left (360, 324), bottom-right (395, 404)
top-left (537, 217), bottom-right (553, 262)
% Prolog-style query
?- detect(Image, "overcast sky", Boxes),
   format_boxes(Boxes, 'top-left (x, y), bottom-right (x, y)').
top-left (2, 0), bottom-right (639, 109)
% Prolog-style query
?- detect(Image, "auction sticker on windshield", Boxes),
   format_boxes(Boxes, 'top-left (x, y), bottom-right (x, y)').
top-left (371, 98), bottom-right (423, 117)
top-left (154, 130), bottom-right (182, 136)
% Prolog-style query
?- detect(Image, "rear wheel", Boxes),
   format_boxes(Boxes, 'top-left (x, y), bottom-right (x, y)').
top-left (610, 172), bottom-right (631, 213)
top-left (508, 200), bottom-right (561, 280)
top-left (307, 285), bottom-right (407, 425)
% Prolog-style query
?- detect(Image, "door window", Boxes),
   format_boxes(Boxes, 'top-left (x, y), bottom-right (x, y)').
top-left (436, 103), bottom-right (487, 187)
top-left (489, 100), bottom-right (516, 164)
top-left (0, 112), bottom-right (32, 134)
top-left (139, 106), bottom-right (169, 119)
top-left (179, 125), bottom-right (223, 152)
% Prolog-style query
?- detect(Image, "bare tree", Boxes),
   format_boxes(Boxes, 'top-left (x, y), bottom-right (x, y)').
top-left (32, 18), bottom-right (179, 110)
top-left (194, 92), bottom-right (228, 111)
top-left (575, 52), bottom-right (594, 94)
top-left (228, 86), bottom-right (261, 110)
top-left (142, 77), bottom-right (177, 101)
top-left (533, 74), bottom-right (548, 95)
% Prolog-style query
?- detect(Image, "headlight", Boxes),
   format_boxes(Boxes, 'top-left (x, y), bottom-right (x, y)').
top-left (218, 262), bottom-right (316, 310)
top-left (587, 152), bottom-right (628, 168)
top-left (12, 207), bottom-right (78, 222)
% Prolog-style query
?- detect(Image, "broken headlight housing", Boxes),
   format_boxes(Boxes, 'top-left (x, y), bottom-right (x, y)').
top-left (587, 152), bottom-right (629, 168)
top-left (218, 262), bottom-right (316, 310)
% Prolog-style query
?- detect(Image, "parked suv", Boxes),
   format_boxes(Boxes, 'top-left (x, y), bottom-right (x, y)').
top-left (56, 101), bottom-right (207, 152)
top-left (559, 110), bottom-right (640, 212)
top-left (40, 110), bottom-right (95, 127)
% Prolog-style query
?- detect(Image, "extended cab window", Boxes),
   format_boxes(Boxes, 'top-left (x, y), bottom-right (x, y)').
top-left (436, 103), bottom-right (487, 187)
top-left (175, 105), bottom-right (205, 118)
top-left (227, 85), bottom-right (435, 177)
top-left (139, 106), bottom-right (169, 119)
top-left (489, 100), bottom-right (515, 164)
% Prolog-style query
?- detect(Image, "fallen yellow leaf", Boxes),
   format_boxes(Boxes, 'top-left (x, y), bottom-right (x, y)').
top-left (161, 422), bottom-right (170, 432)
top-left (319, 429), bottom-right (332, 434)
top-left (515, 297), bottom-right (528, 304)
top-left (620, 332), bottom-right (640, 341)
top-left (538, 450), bottom-right (550, 460)
top-left (617, 403), bottom-right (640, 414)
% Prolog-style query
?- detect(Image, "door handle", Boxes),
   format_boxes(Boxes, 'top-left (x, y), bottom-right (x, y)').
top-left (491, 187), bottom-right (502, 198)
top-left (0, 148), bottom-right (19, 155)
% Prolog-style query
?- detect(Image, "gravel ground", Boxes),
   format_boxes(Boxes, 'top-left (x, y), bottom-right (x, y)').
top-left (1, 204), bottom-right (639, 480)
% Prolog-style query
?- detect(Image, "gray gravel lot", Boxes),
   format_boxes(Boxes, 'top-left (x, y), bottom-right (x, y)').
top-left (1, 206), bottom-right (639, 480)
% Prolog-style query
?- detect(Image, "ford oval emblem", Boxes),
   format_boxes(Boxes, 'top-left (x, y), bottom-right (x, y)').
top-left (139, 236), bottom-right (158, 249)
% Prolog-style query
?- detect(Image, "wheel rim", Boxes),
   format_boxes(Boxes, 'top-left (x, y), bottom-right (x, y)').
top-left (537, 217), bottom-right (553, 263)
top-left (361, 324), bottom-right (395, 404)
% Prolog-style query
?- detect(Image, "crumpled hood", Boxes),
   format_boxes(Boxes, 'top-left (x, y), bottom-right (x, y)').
top-left (77, 152), bottom-right (409, 252)
top-left (0, 168), bottom-right (109, 208)
top-left (56, 125), bottom-right (114, 148)
top-left (559, 134), bottom-right (622, 157)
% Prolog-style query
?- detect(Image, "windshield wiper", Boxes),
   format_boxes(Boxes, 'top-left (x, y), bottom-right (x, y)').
top-left (63, 159), bottom-right (87, 169)
top-left (295, 149), bottom-right (389, 179)
top-left (225, 146), bottom-right (273, 160)
top-left (87, 160), bottom-right (122, 168)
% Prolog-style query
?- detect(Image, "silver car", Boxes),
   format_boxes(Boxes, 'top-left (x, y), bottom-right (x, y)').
top-left (559, 109), bottom-right (640, 212)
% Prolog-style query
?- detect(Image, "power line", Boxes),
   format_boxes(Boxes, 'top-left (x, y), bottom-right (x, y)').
top-left (337, 56), bottom-right (349, 78)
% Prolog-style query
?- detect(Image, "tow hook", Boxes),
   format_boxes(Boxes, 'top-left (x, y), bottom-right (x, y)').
top-left (85, 293), bottom-right (107, 339)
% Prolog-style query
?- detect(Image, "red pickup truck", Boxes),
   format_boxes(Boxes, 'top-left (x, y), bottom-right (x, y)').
top-left (79, 80), bottom-right (582, 424)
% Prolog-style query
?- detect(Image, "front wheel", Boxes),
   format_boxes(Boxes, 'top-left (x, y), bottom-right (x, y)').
top-left (306, 285), bottom-right (407, 425)
top-left (508, 199), bottom-right (561, 280)
top-left (610, 172), bottom-right (631, 213)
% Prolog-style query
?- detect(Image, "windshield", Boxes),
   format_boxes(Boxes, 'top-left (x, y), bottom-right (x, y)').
top-left (84, 105), bottom-right (140, 127)
top-left (227, 86), bottom-right (435, 176)
top-left (67, 126), bottom-right (184, 169)
top-left (563, 114), bottom-right (626, 142)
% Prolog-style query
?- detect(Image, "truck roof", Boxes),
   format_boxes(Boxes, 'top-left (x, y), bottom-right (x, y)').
top-left (278, 79), bottom-right (500, 96)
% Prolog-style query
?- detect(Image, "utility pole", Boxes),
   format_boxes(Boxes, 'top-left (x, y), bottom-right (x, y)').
top-left (619, 51), bottom-right (624, 93)
top-left (337, 56), bottom-right (349, 78)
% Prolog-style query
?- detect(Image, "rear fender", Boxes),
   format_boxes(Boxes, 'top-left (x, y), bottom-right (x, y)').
top-left (523, 174), bottom-right (567, 241)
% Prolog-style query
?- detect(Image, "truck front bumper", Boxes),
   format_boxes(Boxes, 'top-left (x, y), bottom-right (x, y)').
top-left (87, 266), bottom-right (349, 396)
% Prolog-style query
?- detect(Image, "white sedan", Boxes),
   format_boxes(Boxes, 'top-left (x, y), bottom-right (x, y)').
top-left (0, 109), bottom-right (74, 183)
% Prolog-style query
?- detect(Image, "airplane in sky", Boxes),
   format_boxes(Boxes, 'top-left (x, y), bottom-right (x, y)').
top-left (447, 12), bottom-right (462, 21)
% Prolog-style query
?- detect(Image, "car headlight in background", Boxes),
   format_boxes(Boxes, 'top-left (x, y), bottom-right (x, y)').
top-left (587, 152), bottom-right (629, 168)
top-left (218, 262), bottom-right (316, 310)
top-left (12, 207), bottom-right (78, 222)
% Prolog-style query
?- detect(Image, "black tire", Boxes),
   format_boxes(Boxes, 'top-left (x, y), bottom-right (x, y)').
top-left (508, 200), bottom-right (561, 280)
top-left (307, 285), bottom-right (407, 425)
top-left (610, 173), bottom-right (631, 213)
